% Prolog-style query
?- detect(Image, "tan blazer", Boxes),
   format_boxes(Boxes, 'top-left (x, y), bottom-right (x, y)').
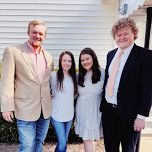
top-left (0, 42), bottom-right (53, 121)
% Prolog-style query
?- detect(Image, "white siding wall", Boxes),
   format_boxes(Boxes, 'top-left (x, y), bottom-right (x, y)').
top-left (130, 16), bottom-right (147, 47)
top-left (0, 0), bottom-right (118, 67)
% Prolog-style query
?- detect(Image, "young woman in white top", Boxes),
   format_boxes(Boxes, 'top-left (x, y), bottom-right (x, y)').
top-left (50, 51), bottom-right (77, 152)
top-left (75, 48), bottom-right (104, 152)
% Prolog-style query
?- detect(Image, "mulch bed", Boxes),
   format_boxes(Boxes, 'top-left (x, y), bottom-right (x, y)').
top-left (0, 140), bottom-right (105, 152)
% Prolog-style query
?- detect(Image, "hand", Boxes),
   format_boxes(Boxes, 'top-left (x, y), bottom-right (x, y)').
top-left (134, 118), bottom-right (145, 131)
top-left (2, 111), bottom-right (14, 123)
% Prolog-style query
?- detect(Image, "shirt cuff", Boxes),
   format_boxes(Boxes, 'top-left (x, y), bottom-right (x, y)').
top-left (137, 114), bottom-right (146, 120)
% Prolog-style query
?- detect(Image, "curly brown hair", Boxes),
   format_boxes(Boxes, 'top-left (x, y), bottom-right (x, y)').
top-left (111, 17), bottom-right (138, 40)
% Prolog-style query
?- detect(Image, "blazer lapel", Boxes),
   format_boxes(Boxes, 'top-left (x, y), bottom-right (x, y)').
top-left (43, 51), bottom-right (52, 68)
top-left (41, 50), bottom-right (52, 84)
top-left (21, 43), bottom-right (40, 83)
top-left (119, 44), bottom-right (138, 88)
top-left (107, 50), bottom-right (117, 70)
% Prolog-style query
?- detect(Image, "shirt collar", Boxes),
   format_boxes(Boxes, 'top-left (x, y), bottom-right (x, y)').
top-left (117, 43), bottom-right (134, 56)
top-left (26, 41), bottom-right (44, 54)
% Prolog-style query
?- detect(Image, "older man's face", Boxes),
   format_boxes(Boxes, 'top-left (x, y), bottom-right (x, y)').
top-left (114, 27), bottom-right (135, 50)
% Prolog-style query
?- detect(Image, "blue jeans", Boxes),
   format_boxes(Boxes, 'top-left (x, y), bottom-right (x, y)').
top-left (51, 117), bottom-right (72, 152)
top-left (17, 116), bottom-right (50, 152)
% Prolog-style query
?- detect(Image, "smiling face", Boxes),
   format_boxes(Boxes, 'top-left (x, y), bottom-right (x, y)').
top-left (114, 27), bottom-right (135, 50)
top-left (80, 54), bottom-right (93, 71)
top-left (61, 54), bottom-right (72, 73)
top-left (28, 24), bottom-right (46, 49)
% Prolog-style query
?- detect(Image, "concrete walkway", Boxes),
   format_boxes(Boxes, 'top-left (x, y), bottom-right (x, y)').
top-left (140, 136), bottom-right (152, 152)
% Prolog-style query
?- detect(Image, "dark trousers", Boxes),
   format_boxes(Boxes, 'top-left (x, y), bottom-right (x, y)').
top-left (102, 103), bottom-right (140, 152)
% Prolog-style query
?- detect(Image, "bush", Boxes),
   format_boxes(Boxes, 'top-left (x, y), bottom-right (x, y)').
top-left (0, 115), bottom-right (18, 142)
top-left (0, 114), bottom-right (81, 143)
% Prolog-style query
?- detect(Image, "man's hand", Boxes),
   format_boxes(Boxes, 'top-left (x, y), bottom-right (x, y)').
top-left (134, 118), bottom-right (145, 131)
top-left (2, 111), bottom-right (14, 123)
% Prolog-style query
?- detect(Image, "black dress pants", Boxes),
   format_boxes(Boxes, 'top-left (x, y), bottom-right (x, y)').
top-left (102, 103), bottom-right (140, 152)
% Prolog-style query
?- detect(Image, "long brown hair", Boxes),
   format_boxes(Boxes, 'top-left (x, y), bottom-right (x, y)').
top-left (78, 48), bottom-right (101, 87)
top-left (57, 51), bottom-right (77, 95)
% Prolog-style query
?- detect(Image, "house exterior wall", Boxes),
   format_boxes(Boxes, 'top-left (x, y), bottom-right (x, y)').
top-left (133, 16), bottom-right (147, 47)
top-left (0, 0), bottom-right (118, 67)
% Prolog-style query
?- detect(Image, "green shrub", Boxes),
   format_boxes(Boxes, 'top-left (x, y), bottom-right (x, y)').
top-left (0, 114), bottom-right (81, 143)
top-left (0, 114), bottom-right (18, 142)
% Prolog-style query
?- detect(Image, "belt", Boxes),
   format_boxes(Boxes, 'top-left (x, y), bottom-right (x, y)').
top-left (106, 102), bottom-right (117, 108)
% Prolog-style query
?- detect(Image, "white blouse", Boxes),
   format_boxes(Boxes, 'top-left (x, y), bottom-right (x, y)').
top-left (50, 71), bottom-right (74, 122)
